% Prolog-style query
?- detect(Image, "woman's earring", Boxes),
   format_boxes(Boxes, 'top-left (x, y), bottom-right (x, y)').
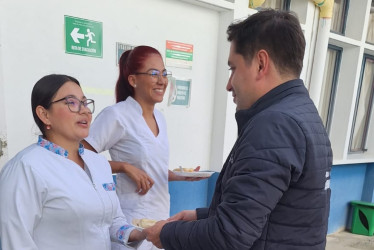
top-left (46, 125), bottom-right (51, 130)
top-left (134, 84), bottom-right (137, 88)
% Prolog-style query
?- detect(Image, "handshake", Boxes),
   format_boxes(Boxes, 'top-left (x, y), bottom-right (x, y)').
top-left (133, 210), bottom-right (197, 249)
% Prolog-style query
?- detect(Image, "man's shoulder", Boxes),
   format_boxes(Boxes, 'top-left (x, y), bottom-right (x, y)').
top-left (266, 93), bottom-right (319, 122)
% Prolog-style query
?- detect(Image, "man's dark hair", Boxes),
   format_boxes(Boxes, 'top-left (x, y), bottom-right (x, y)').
top-left (227, 9), bottom-right (305, 77)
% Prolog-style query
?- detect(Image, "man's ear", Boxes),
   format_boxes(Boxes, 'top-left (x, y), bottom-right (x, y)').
top-left (256, 49), bottom-right (269, 78)
top-left (35, 106), bottom-right (51, 126)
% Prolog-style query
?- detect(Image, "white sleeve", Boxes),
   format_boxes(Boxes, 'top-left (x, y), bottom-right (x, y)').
top-left (109, 192), bottom-right (142, 248)
top-left (85, 106), bottom-right (125, 153)
top-left (0, 159), bottom-right (46, 250)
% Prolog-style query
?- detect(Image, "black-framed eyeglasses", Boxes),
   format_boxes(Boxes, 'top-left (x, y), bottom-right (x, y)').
top-left (49, 96), bottom-right (95, 114)
top-left (133, 69), bottom-right (172, 82)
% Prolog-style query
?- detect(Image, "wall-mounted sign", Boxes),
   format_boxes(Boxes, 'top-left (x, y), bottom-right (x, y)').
top-left (65, 16), bottom-right (103, 58)
top-left (116, 42), bottom-right (136, 65)
top-left (165, 40), bottom-right (193, 69)
top-left (168, 78), bottom-right (191, 107)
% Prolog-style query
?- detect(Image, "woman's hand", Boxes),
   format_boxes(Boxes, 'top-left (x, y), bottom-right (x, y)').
top-left (128, 228), bottom-right (146, 242)
top-left (81, 141), bottom-right (155, 195)
top-left (168, 166), bottom-right (208, 181)
top-left (123, 163), bottom-right (154, 195)
top-left (110, 161), bottom-right (154, 195)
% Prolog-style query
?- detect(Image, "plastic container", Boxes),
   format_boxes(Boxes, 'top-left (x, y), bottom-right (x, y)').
top-left (351, 200), bottom-right (374, 236)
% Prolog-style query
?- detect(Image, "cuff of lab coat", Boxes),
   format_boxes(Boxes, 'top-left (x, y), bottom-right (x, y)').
top-left (115, 226), bottom-right (142, 248)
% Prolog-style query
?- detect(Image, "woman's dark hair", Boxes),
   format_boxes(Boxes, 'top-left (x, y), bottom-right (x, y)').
top-left (227, 9), bottom-right (305, 77)
top-left (31, 74), bottom-right (80, 136)
top-left (115, 45), bottom-right (162, 103)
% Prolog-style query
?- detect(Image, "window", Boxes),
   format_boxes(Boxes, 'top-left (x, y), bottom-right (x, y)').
top-left (349, 54), bottom-right (374, 152)
top-left (260, 0), bottom-right (290, 10)
top-left (320, 45), bottom-right (342, 135)
top-left (366, 0), bottom-right (374, 44)
top-left (331, 0), bottom-right (349, 34)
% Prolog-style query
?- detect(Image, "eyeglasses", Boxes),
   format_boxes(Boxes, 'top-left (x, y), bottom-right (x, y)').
top-left (49, 96), bottom-right (95, 114)
top-left (133, 69), bottom-right (172, 82)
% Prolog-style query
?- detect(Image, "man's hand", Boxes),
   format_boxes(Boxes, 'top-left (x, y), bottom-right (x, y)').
top-left (168, 210), bottom-right (197, 222)
top-left (143, 220), bottom-right (168, 249)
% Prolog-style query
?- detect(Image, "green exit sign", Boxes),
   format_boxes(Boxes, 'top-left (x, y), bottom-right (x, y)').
top-left (65, 16), bottom-right (103, 58)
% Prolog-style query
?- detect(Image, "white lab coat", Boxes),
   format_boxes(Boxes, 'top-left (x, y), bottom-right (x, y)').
top-left (0, 139), bottom-right (139, 250)
top-left (86, 97), bottom-right (170, 250)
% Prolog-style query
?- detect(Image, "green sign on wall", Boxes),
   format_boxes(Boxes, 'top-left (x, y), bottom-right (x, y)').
top-left (65, 16), bottom-right (103, 58)
top-left (168, 78), bottom-right (191, 107)
top-left (116, 42), bottom-right (135, 65)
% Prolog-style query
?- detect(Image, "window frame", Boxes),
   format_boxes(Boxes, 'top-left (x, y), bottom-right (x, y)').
top-left (283, 0), bottom-right (291, 10)
top-left (365, 0), bottom-right (374, 44)
top-left (331, 0), bottom-right (350, 35)
top-left (260, 0), bottom-right (291, 10)
top-left (324, 44), bottom-right (343, 135)
top-left (349, 53), bottom-right (374, 153)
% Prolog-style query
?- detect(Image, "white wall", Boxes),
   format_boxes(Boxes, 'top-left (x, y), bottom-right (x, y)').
top-left (0, 0), bottom-right (227, 170)
top-left (0, 4), bottom-right (8, 167)
top-left (5, 0), bottom-right (359, 171)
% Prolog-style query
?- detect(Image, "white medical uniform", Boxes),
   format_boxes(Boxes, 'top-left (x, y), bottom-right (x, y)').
top-left (0, 137), bottom-right (139, 250)
top-left (86, 97), bottom-right (170, 250)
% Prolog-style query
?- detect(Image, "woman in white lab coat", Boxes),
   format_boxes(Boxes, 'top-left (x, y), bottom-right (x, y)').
top-left (83, 46), bottom-right (200, 250)
top-left (0, 74), bottom-right (144, 250)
